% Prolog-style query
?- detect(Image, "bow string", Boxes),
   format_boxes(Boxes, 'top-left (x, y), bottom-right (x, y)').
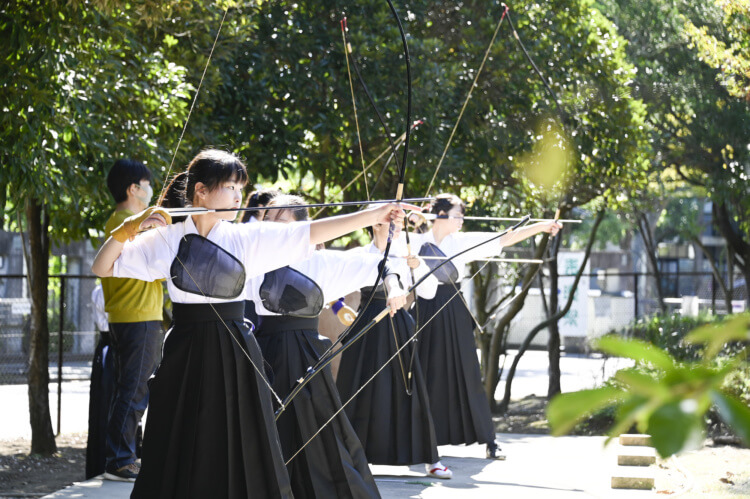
top-left (149, 7), bottom-right (287, 406)
top-left (275, 1), bottom-right (414, 417)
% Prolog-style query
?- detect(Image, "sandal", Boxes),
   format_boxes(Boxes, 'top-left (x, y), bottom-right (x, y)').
top-left (425, 462), bottom-right (453, 479)
top-left (486, 441), bottom-right (507, 460)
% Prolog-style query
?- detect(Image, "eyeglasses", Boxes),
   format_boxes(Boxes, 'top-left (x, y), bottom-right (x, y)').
top-left (435, 215), bottom-right (464, 221)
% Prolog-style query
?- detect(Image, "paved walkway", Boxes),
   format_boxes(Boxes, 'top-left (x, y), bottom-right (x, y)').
top-left (42, 435), bottom-right (652, 498)
top-left (1, 351), bottom-right (632, 439)
top-left (3, 351), bottom-right (644, 498)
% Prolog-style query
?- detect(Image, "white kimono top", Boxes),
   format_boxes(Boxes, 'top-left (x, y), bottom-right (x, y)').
top-left (113, 216), bottom-right (314, 304)
top-left (247, 247), bottom-right (417, 316)
top-left (408, 230), bottom-right (504, 281)
top-left (358, 241), bottom-right (438, 300)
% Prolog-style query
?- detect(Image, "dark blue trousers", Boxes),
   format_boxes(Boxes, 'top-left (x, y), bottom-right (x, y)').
top-left (105, 321), bottom-right (162, 471)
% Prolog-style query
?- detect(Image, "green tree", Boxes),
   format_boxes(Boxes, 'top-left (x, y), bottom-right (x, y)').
top-left (599, 0), bottom-right (750, 309)
top-left (685, 0), bottom-right (750, 101)
top-left (201, 0), bottom-right (650, 407)
top-left (0, 0), bottom-right (199, 454)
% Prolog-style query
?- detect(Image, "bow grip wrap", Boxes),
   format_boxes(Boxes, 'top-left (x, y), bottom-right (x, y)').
top-left (111, 206), bottom-right (172, 243)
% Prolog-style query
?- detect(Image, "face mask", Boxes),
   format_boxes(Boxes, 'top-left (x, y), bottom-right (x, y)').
top-left (136, 183), bottom-right (153, 206)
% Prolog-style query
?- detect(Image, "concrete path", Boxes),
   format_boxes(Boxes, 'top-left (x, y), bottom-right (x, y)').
top-left (4, 350), bottom-right (643, 498)
top-left (42, 435), bottom-right (652, 498)
top-left (2, 351), bottom-right (632, 439)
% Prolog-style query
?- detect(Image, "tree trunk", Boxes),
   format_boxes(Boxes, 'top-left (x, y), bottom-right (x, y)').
top-left (637, 213), bottom-right (667, 313)
top-left (727, 247), bottom-right (735, 310)
top-left (713, 202), bottom-right (750, 309)
top-left (479, 259), bottom-right (535, 410)
top-left (547, 235), bottom-right (562, 399)
top-left (691, 236), bottom-right (732, 313)
top-left (499, 210), bottom-right (605, 413)
top-left (487, 237), bottom-right (551, 412)
top-left (25, 199), bottom-right (57, 455)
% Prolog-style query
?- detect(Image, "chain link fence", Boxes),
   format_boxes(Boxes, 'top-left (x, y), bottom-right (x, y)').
top-left (478, 269), bottom-right (747, 350)
top-left (0, 266), bottom-right (747, 437)
top-left (1, 269), bottom-right (747, 385)
top-left (1, 274), bottom-right (100, 386)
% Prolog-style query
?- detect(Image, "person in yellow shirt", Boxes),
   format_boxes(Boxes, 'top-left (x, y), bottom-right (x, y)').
top-left (101, 159), bottom-right (163, 482)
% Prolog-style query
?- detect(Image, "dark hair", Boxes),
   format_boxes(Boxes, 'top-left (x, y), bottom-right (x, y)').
top-left (429, 193), bottom-right (465, 217)
top-left (106, 159), bottom-right (152, 203)
top-left (159, 171), bottom-right (188, 222)
top-left (267, 194), bottom-right (309, 222)
top-left (184, 149), bottom-right (248, 204)
top-left (241, 188), bottom-right (281, 223)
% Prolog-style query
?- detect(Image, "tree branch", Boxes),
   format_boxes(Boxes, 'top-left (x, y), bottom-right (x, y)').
top-left (499, 210), bottom-right (605, 412)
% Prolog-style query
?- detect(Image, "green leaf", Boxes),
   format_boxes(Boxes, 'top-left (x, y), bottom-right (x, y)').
top-left (614, 369), bottom-right (670, 399)
top-left (596, 335), bottom-right (675, 370)
top-left (686, 314), bottom-right (750, 359)
top-left (607, 395), bottom-right (651, 439)
top-left (711, 390), bottom-right (750, 445)
top-left (547, 386), bottom-right (625, 436)
top-left (647, 400), bottom-right (705, 458)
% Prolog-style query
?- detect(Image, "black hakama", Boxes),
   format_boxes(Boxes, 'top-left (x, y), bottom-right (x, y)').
top-left (244, 299), bottom-right (259, 329)
top-left (131, 302), bottom-right (292, 499)
top-left (255, 315), bottom-right (380, 499)
top-left (337, 290), bottom-right (439, 465)
top-left (416, 285), bottom-right (495, 446)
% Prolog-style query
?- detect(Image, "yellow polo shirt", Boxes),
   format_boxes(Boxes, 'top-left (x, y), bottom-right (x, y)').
top-left (101, 209), bottom-right (164, 323)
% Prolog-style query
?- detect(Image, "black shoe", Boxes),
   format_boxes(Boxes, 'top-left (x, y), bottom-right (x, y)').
top-left (103, 462), bottom-right (139, 482)
top-left (486, 441), bottom-right (507, 460)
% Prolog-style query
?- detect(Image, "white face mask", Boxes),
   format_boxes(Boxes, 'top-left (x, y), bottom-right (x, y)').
top-left (135, 183), bottom-right (153, 206)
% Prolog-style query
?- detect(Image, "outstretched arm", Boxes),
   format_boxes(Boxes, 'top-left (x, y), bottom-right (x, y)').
top-left (499, 220), bottom-right (562, 248)
top-left (308, 202), bottom-right (418, 245)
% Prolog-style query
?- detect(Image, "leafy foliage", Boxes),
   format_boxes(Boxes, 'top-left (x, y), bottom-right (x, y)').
top-left (684, 0), bottom-right (750, 101)
top-left (0, 0), bottom-right (199, 239)
top-left (618, 313), bottom-right (716, 361)
top-left (547, 314), bottom-right (750, 457)
top-left (200, 0), bottom-right (649, 222)
top-left (599, 0), bottom-right (750, 271)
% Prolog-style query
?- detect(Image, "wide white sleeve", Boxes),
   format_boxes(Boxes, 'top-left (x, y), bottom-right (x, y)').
top-left (314, 249), bottom-right (386, 302)
top-left (239, 221), bottom-right (315, 278)
top-left (112, 227), bottom-right (172, 281)
top-left (450, 231), bottom-right (504, 261)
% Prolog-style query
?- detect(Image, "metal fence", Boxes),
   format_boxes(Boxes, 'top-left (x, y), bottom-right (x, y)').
top-left (3, 270), bottom-right (746, 384)
top-left (500, 270), bottom-right (747, 349)
top-left (0, 268), bottom-right (746, 433)
top-left (0, 274), bottom-right (100, 385)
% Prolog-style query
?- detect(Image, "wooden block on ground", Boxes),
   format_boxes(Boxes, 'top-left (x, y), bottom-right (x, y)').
top-left (611, 466), bottom-right (655, 490)
top-left (617, 445), bottom-right (656, 466)
top-left (619, 434), bottom-right (651, 447)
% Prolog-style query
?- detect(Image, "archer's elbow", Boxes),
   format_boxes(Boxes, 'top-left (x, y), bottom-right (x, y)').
top-left (91, 260), bottom-right (113, 278)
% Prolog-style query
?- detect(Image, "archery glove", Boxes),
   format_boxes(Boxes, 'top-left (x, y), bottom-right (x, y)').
top-left (111, 206), bottom-right (172, 243)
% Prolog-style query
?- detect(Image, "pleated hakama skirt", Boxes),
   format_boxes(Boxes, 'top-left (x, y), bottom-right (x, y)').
top-left (416, 285), bottom-right (496, 446)
top-left (337, 297), bottom-right (439, 465)
top-left (255, 315), bottom-right (380, 499)
top-left (131, 302), bottom-right (292, 499)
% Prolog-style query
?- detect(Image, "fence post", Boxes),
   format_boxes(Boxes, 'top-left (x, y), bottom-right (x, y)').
top-left (711, 273), bottom-right (716, 314)
top-left (57, 276), bottom-right (65, 436)
top-left (634, 273), bottom-right (639, 318)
